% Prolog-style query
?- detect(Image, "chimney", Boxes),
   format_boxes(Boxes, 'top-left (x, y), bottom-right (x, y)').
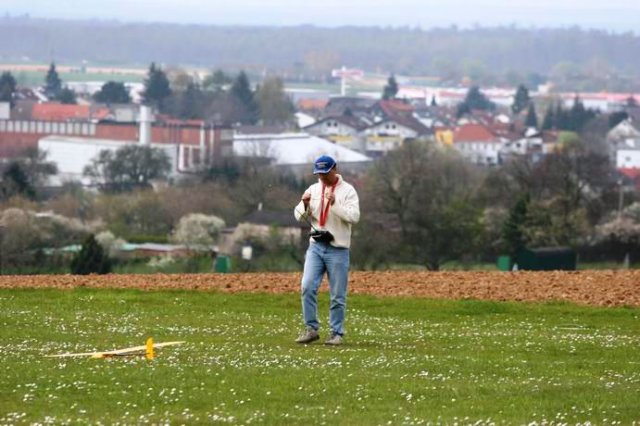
top-left (138, 105), bottom-right (153, 145)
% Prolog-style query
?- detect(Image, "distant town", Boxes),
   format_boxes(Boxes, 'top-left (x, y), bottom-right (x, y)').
top-left (1, 62), bottom-right (639, 182)
top-left (0, 59), bottom-right (638, 273)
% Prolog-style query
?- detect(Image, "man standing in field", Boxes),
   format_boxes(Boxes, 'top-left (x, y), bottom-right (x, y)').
top-left (293, 155), bottom-right (360, 346)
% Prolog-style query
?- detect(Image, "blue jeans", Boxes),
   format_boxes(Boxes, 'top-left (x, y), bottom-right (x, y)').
top-left (301, 241), bottom-right (350, 336)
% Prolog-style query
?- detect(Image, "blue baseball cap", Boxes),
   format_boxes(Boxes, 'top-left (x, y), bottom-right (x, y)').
top-left (313, 155), bottom-right (336, 174)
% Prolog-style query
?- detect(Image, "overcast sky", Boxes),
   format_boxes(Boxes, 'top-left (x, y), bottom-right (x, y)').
top-left (3, 0), bottom-right (639, 32)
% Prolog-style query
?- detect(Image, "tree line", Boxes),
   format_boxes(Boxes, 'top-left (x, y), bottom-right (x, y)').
top-left (0, 62), bottom-right (295, 126)
top-left (1, 135), bottom-right (638, 273)
top-left (140, 63), bottom-right (294, 125)
top-left (2, 17), bottom-right (640, 90)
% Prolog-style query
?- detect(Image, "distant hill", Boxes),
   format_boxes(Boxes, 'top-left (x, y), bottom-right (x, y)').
top-left (2, 17), bottom-right (640, 90)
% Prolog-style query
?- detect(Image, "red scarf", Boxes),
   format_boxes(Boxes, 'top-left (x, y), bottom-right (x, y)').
top-left (319, 178), bottom-right (339, 227)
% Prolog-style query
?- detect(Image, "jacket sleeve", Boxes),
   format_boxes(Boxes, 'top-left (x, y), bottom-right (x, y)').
top-left (294, 199), bottom-right (310, 222)
top-left (294, 185), bottom-right (313, 222)
top-left (331, 186), bottom-right (360, 224)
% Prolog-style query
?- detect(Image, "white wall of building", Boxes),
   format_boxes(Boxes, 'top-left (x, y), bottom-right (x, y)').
top-left (0, 102), bottom-right (10, 120)
top-left (617, 149), bottom-right (640, 169)
top-left (455, 141), bottom-right (502, 165)
top-left (38, 136), bottom-right (178, 186)
top-left (306, 119), bottom-right (359, 137)
top-left (365, 122), bottom-right (417, 139)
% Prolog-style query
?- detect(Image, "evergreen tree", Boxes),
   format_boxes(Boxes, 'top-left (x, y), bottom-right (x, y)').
top-left (511, 84), bottom-right (530, 114)
top-left (230, 71), bottom-right (258, 124)
top-left (555, 102), bottom-right (568, 130)
top-left (502, 194), bottom-right (530, 259)
top-left (430, 95), bottom-right (437, 107)
top-left (542, 105), bottom-right (556, 130)
top-left (461, 86), bottom-right (495, 112)
top-left (70, 234), bottom-right (112, 275)
top-left (608, 111), bottom-right (629, 129)
top-left (58, 88), bottom-right (77, 104)
top-left (569, 96), bottom-right (595, 131)
top-left (525, 103), bottom-right (538, 128)
top-left (142, 62), bottom-right (172, 111)
top-left (44, 62), bottom-right (62, 99)
top-left (382, 75), bottom-right (399, 100)
top-left (94, 81), bottom-right (131, 104)
top-left (177, 82), bottom-right (203, 119)
top-left (456, 102), bottom-right (471, 118)
top-left (0, 72), bottom-right (17, 105)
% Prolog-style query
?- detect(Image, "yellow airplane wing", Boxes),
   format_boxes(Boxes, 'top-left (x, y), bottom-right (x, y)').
top-left (47, 338), bottom-right (184, 359)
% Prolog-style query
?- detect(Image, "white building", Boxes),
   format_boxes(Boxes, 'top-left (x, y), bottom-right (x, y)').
top-left (363, 117), bottom-right (430, 156)
top-left (38, 135), bottom-right (178, 186)
top-left (233, 133), bottom-right (371, 176)
top-left (616, 139), bottom-right (640, 169)
top-left (607, 119), bottom-right (640, 167)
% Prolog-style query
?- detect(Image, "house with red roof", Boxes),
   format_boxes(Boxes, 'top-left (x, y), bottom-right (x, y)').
top-left (297, 98), bottom-right (329, 112)
top-left (616, 141), bottom-right (640, 170)
top-left (453, 123), bottom-right (504, 165)
top-left (618, 168), bottom-right (640, 190)
top-left (607, 118), bottom-right (640, 169)
top-left (372, 99), bottom-right (415, 117)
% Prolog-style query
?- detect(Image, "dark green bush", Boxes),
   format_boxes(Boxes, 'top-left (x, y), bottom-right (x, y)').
top-left (70, 235), bottom-right (111, 275)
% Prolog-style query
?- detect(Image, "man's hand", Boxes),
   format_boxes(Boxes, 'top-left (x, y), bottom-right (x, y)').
top-left (326, 192), bottom-right (336, 205)
top-left (302, 192), bottom-right (311, 209)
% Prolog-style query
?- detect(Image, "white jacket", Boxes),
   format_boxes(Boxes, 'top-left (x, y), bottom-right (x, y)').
top-left (294, 174), bottom-right (360, 248)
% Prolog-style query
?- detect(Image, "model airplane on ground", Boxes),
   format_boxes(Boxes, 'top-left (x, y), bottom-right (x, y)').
top-left (46, 338), bottom-right (184, 360)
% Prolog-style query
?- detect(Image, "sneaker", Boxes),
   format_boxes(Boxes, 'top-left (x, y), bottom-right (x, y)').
top-left (324, 333), bottom-right (343, 346)
top-left (295, 328), bottom-right (319, 344)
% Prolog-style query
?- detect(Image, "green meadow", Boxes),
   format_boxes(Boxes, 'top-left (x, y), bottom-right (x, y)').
top-left (1, 288), bottom-right (638, 424)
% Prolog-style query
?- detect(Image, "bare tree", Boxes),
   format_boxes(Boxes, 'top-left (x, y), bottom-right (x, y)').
top-left (366, 142), bottom-right (485, 270)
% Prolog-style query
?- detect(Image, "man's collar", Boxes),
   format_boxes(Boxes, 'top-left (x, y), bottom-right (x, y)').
top-left (318, 174), bottom-right (341, 186)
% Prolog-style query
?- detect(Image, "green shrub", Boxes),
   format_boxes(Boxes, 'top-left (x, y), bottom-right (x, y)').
top-left (70, 234), bottom-right (112, 275)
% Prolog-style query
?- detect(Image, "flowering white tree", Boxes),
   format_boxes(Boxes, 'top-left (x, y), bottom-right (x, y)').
top-left (595, 217), bottom-right (640, 245)
top-left (595, 202), bottom-right (640, 244)
top-left (594, 203), bottom-right (640, 265)
top-left (0, 208), bottom-right (93, 268)
top-left (170, 213), bottom-right (225, 250)
top-left (95, 231), bottom-right (126, 258)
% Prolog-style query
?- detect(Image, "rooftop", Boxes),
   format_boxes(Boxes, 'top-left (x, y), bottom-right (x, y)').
top-left (233, 133), bottom-right (371, 166)
top-left (32, 103), bottom-right (110, 122)
top-left (453, 123), bottom-right (499, 143)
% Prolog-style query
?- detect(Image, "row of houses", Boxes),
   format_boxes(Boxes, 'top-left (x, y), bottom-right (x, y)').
top-left (296, 94), bottom-right (640, 172)
top-left (296, 96), bottom-right (548, 166)
top-left (2, 91), bottom-right (640, 188)
top-left (0, 100), bottom-right (373, 185)
top-left (299, 98), bottom-right (433, 156)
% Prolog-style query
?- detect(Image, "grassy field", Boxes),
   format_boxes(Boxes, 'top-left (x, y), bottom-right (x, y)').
top-left (0, 288), bottom-right (639, 424)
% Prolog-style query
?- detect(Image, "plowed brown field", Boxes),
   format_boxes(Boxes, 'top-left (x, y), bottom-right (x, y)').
top-left (1, 271), bottom-right (639, 307)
